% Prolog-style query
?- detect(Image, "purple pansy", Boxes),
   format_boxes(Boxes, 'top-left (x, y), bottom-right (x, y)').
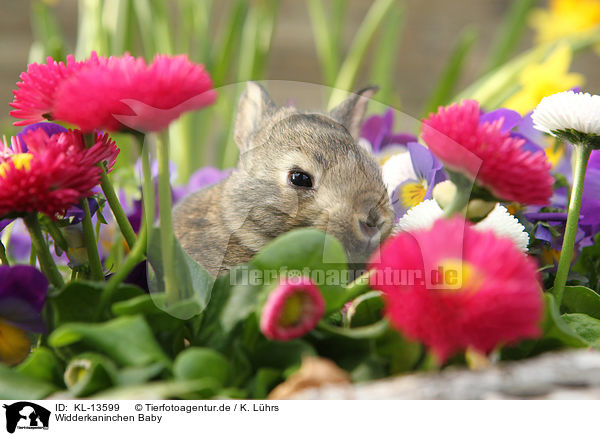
top-left (383, 142), bottom-right (446, 219)
top-left (15, 122), bottom-right (68, 152)
top-left (0, 218), bottom-right (11, 233)
top-left (480, 108), bottom-right (545, 154)
top-left (0, 265), bottom-right (48, 333)
top-left (526, 150), bottom-right (600, 266)
top-left (173, 166), bottom-right (231, 204)
top-left (65, 198), bottom-right (100, 224)
top-left (580, 151), bottom-right (600, 236)
top-left (359, 109), bottom-right (417, 154)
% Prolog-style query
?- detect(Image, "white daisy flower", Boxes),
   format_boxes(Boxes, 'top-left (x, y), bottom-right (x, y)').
top-left (532, 91), bottom-right (600, 146)
top-left (395, 200), bottom-right (529, 252)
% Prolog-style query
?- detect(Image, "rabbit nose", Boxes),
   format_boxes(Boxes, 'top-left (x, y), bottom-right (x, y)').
top-left (358, 217), bottom-right (379, 238)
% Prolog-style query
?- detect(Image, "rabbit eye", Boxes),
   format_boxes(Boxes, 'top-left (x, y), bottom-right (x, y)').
top-left (288, 170), bottom-right (313, 188)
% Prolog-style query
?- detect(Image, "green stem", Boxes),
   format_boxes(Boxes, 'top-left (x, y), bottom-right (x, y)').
top-left (96, 219), bottom-right (148, 320)
top-left (141, 136), bottom-right (155, 227)
top-left (29, 244), bottom-right (37, 267)
top-left (553, 144), bottom-right (592, 306)
top-left (0, 240), bottom-right (8, 265)
top-left (156, 132), bottom-right (178, 304)
top-left (343, 269), bottom-right (375, 303)
top-left (481, 0), bottom-right (535, 74)
top-left (80, 198), bottom-right (104, 281)
top-left (317, 318), bottom-right (389, 339)
top-left (100, 171), bottom-right (137, 249)
top-left (24, 214), bottom-right (64, 288)
top-left (328, 0), bottom-right (395, 108)
top-left (307, 0), bottom-right (340, 86)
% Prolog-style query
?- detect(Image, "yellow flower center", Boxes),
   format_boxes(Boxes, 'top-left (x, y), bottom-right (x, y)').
top-left (400, 181), bottom-right (428, 209)
top-left (0, 318), bottom-right (31, 365)
top-left (0, 153), bottom-right (34, 179)
top-left (279, 293), bottom-right (309, 327)
top-left (437, 258), bottom-right (483, 291)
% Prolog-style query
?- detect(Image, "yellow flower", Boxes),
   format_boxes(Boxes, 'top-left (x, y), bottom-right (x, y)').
top-left (503, 44), bottom-right (584, 115)
top-left (529, 0), bottom-right (600, 44)
top-left (0, 319), bottom-right (31, 365)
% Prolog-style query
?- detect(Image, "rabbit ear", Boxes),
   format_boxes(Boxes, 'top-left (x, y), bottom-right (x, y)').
top-left (329, 86), bottom-right (378, 140)
top-left (234, 82), bottom-right (277, 151)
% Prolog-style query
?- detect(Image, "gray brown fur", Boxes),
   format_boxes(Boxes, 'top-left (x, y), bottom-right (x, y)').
top-left (173, 82), bottom-right (394, 276)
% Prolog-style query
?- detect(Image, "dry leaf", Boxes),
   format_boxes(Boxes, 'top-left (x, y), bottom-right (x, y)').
top-left (267, 356), bottom-right (351, 399)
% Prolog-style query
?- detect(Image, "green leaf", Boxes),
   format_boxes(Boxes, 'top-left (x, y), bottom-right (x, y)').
top-left (219, 282), bottom-right (260, 334)
top-left (147, 227), bottom-right (214, 319)
top-left (562, 313), bottom-right (600, 349)
top-left (251, 340), bottom-right (316, 375)
top-left (49, 315), bottom-right (171, 368)
top-left (64, 352), bottom-right (118, 397)
top-left (501, 293), bottom-right (588, 360)
top-left (51, 280), bottom-right (144, 324)
top-left (16, 347), bottom-right (63, 387)
top-left (250, 228), bottom-right (349, 312)
top-left (561, 286), bottom-right (600, 318)
top-left (350, 355), bottom-right (386, 382)
top-left (249, 367), bottom-right (281, 399)
top-left (173, 348), bottom-right (231, 387)
top-left (542, 293), bottom-right (587, 347)
top-left (328, 0), bottom-right (396, 108)
top-left (345, 291), bottom-right (383, 327)
top-left (191, 273), bottom-right (235, 344)
top-left (482, 0), bottom-right (536, 73)
top-left (117, 363), bottom-right (165, 386)
top-left (0, 364), bottom-right (57, 400)
top-left (422, 26), bottom-right (478, 117)
top-left (90, 379), bottom-right (220, 400)
top-left (375, 330), bottom-right (423, 375)
top-left (112, 293), bottom-right (202, 322)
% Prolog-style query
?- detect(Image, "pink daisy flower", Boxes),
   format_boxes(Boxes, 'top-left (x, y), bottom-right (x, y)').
top-left (422, 100), bottom-right (553, 205)
top-left (11, 53), bottom-right (216, 132)
top-left (260, 277), bottom-right (326, 341)
top-left (10, 53), bottom-right (105, 126)
top-left (369, 217), bottom-right (543, 363)
top-left (0, 127), bottom-right (119, 219)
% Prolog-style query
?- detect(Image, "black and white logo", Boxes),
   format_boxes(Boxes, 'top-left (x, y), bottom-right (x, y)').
top-left (3, 402), bottom-right (50, 434)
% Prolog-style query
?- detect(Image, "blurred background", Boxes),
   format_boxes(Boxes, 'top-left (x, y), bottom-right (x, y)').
top-left (1, 0), bottom-right (599, 179)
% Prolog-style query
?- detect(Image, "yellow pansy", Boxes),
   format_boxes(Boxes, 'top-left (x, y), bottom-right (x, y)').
top-left (0, 319), bottom-right (31, 365)
top-left (503, 44), bottom-right (584, 115)
top-left (529, 0), bottom-right (600, 44)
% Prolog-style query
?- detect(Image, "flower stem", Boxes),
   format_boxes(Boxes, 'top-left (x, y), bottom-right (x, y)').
top-left (0, 240), bottom-right (9, 265)
top-left (96, 219), bottom-right (148, 320)
top-left (343, 269), bottom-right (375, 303)
top-left (141, 137), bottom-right (155, 226)
top-left (317, 318), bottom-right (389, 339)
top-left (553, 143), bottom-right (592, 306)
top-left (156, 131), bottom-right (178, 304)
top-left (80, 198), bottom-right (104, 281)
top-left (24, 214), bottom-right (64, 288)
top-left (100, 171), bottom-right (137, 249)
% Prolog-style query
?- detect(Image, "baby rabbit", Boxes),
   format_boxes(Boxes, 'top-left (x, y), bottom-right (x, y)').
top-left (173, 82), bottom-right (394, 276)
